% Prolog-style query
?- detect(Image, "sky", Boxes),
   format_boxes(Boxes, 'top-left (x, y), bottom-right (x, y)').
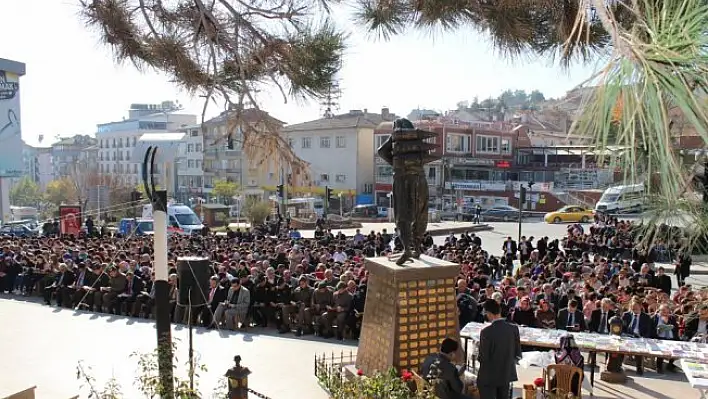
top-left (1, 0), bottom-right (601, 147)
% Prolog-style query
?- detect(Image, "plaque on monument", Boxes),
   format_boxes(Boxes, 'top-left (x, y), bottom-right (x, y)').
top-left (356, 255), bottom-right (461, 374)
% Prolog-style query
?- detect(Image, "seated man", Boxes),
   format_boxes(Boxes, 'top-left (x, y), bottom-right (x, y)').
top-left (420, 338), bottom-right (473, 399)
top-left (213, 279), bottom-right (250, 330)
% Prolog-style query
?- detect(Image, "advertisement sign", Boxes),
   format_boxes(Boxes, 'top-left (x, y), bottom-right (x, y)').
top-left (0, 69), bottom-right (23, 177)
top-left (59, 205), bottom-right (82, 236)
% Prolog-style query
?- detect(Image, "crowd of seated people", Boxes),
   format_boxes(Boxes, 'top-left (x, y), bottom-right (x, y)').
top-left (0, 212), bottom-right (703, 369)
top-left (453, 215), bottom-right (702, 375)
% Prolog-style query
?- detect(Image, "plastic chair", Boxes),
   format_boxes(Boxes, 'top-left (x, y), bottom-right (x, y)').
top-left (543, 364), bottom-right (584, 398)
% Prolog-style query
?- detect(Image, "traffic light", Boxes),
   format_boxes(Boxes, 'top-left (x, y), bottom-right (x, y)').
top-left (276, 184), bottom-right (284, 198)
top-left (325, 186), bottom-right (333, 199)
top-left (520, 186), bottom-right (527, 205)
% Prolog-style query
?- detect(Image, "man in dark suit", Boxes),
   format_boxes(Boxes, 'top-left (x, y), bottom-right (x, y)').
top-left (117, 271), bottom-right (144, 317)
top-left (203, 276), bottom-right (227, 328)
top-left (622, 300), bottom-right (653, 375)
top-left (502, 237), bottom-right (517, 274)
top-left (477, 299), bottom-right (521, 399)
top-left (653, 266), bottom-right (672, 295)
top-left (556, 299), bottom-right (586, 332)
top-left (558, 288), bottom-right (582, 311)
top-left (419, 338), bottom-right (471, 399)
top-left (589, 298), bottom-right (616, 334)
top-left (43, 263), bottom-right (75, 307)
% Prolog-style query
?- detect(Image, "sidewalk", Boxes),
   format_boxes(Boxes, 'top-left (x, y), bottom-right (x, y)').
top-left (297, 221), bottom-right (493, 238)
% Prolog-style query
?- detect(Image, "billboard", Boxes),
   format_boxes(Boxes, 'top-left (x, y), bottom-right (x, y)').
top-left (59, 205), bottom-right (82, 236)
top-left (0, 69), bottom-right (23, 177)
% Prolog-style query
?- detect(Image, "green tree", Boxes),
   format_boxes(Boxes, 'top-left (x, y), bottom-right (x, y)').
top-left (44, 178), bottom-right (78, 207)
top-left (243, 198), bottom-right (273, 225)
top-left (10, 176), bottom-right (41, 206)
top-left (212, 179), bottom-right (239, 203)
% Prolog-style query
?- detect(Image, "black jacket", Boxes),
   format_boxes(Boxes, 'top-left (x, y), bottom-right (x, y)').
top-left (477, 320), bottom-right (522, 387)
top-left (621, 311), bottom-right (653, 338)
top-left (588, 309), bottom-right (616, 334)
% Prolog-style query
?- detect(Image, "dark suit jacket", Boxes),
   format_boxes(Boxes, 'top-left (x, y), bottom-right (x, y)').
top-left (588, 309), bottom-right (616, 333)
top-left (55, 270), bottom-right (76, 287)
top-left (651, 315), bottom-right (679, 340)
top-left (208, 286), bottom-right (227, 312)
top-left (502, 240), bottom-right (518, 255)
top-left (684, 314), bottom-right (702, 339)
top-left (477, 319), bottom-right (521, 387)
top-left (621, 311), bottom-right (653, 338)
top-left (420, 353), bottom-right (464, 399)
top-left (556, 308), bottom-right (587, 331)
top-left (654, 274), bottom-right (672, 294)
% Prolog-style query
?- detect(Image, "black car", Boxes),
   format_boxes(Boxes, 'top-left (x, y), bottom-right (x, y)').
top-left (480, 205), bottom-right (527, 222)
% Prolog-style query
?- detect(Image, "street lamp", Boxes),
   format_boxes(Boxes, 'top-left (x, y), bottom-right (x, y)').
top-left (225, 355), bottom-right (251, 399)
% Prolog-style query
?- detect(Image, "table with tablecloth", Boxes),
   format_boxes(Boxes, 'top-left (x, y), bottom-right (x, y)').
top-left (461, 322), bottom-right (708, 387)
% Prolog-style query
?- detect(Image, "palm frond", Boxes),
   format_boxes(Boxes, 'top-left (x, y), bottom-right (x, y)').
top-left (573, 0), bottom-right (708, 251)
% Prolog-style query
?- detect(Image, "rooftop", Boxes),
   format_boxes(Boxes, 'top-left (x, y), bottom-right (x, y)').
top-left (0, 58), bottom-right (26, 76)
top-left (283, 108), bottom-right (395, 132)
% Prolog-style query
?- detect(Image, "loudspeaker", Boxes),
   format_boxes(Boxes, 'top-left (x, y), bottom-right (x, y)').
top-left (177, 257), bottom-right (211, 306)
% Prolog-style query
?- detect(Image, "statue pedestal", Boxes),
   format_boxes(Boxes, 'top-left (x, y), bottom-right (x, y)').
top-left (356, 255), bottom-right (460, 374)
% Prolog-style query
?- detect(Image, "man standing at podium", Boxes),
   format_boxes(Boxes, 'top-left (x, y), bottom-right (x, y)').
top-left (477, 300), bottom-right (522, 399)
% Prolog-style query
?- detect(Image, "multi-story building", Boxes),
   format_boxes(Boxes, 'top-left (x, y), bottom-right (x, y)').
top-left (50, 135), bottom-right (98, 179)
top-left (201, 108), bottom-right (284, 200)
top-left (35, 147), bottom-right (53, 190)
top-left (283, 108), bottom-right (396, 206)
top-left (176, 124), bottom-right (204, 203)
top-left (96, 102), bottom-right (196, 191)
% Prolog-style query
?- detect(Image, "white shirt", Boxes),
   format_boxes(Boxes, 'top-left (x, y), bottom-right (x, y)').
top-left (332, 252), bottom-right (347, 263)
top-left (698, 320), bottom-right (708, 335)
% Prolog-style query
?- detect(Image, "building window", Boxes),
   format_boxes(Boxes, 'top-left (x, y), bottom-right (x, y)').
top-left (445, 133), bottom-right (471, 153)
top-left (288, 138), bottom-right (294, 148)
top-left (320, 136), bottom-right (331, 148)
top-left (476, 135), bottom-right (500, 154)
top-left (501, 138), bottom-right (512, 155)
top-left (320, 173), bottom-right (329, 182)
top-left (375, 134), bottom-right (390, 149)
top-left (362, 183), bottom-right (373, 194)
top-left (195, 144), bottom-right (202, 152)
top-left (188, 160), bottom-right (195, 168)
top-left (376, 165), bottom-right (393, 177)
top-left (188, 144), bottom-right (194, 153)
top-left (126, 151), bottom-right (131, 161)
top-left (336, 174), bottom-right (346, 182)
top-left (132, 137), bottom-right (137, 146)
top-left (302, 137), bottom-right (312, 149)
top-left (428, 167), bottom-right (436, 179)
top-left (133, 164), bottom-right (138, 173)
top-left (336, 136), bottom-right (346, 148)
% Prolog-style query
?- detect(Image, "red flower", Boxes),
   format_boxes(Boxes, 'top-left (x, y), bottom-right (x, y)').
top-left (356, 369), bottom-right (364, 376)
top-left (401, 369), bottom-right (413, 382)
top-left (533, 377), bottom-right (544, 387)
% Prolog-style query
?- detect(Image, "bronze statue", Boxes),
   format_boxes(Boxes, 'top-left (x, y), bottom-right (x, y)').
top-left (377, 118), bottom-right (440, 265)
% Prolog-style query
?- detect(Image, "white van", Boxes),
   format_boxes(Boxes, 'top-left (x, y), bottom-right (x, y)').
top-left (595, 184), bottom-right (645, 213)
top-left (142, 204), bottom-right (204, 235)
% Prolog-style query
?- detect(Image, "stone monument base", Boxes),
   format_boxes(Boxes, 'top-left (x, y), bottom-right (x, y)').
top-left (600, 370), bottom-right (627, 384)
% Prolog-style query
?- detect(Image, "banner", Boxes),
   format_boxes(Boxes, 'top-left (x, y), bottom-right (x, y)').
top-left (59, 205), bottom-right (82, 236)
top-left (0, 69), bottom-right (23, 177)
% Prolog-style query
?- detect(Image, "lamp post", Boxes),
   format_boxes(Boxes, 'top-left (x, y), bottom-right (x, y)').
top-left (135, 132), bottom-right (185, 399)
top-left (601, 316), bottom-right (627, 383)
top-left (225, 355), bottom-right (251, 399)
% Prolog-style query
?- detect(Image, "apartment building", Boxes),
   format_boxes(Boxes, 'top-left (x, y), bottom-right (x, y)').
top-left (176, 124), bottom-right (204, 203)
top-left (50, 135), bottom-right (98, 179)
top-left (283, 108), bottom-right (396, 205)
top-left (95, 102), bottom-right (196, 191)
top-left (201, 108), bottom-right (284, 200)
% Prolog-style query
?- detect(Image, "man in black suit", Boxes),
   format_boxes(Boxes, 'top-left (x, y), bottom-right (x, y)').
top-left (203, 276), bottom-right (227, 328)
top-left (116, 271), bottom-right (144, 317)
top-left (536, 236), bottom-right (548, 259)
top-left (419, 338), bottom-right (471, 399)
top-left (502, 237), bottom-right (517, 274)
top-left (622, 300), bottom-right (653, 375)
top-left (477, 300), bottom-right (521, 399)
top-left (589, 298), bottom-right (616, 334)
top-left (556, 299), bottom-right (586, 332)
top-left (653, 266), bottom-right (672, 295)
top-left (558, 288), bottom-right (582, 311)
top-left (43, 263), bottom-right (75, 307)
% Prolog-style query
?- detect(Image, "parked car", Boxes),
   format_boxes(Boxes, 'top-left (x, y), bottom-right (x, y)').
top-left (481, 205), bottom-right (524, 222)
top-left (346, 204), bottom-right (385, 218)
top-left (544, 205), bottom-right (594, 224)
top-left (0, 223), bottom-right (38, 237)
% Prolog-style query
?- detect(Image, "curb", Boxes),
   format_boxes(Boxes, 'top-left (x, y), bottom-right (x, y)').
top-left (426, 224), bottom-right (494, 237)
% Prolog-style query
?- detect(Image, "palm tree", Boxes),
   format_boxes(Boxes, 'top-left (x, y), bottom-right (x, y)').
top-left (359, 0), bottom-right (708, 250)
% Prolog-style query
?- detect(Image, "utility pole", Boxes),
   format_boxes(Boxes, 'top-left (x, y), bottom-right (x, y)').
top-left (518, 185), bottom-right (526, 244)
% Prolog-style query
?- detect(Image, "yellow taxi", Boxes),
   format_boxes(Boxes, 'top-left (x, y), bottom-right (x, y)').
top-left (544, 205), bottom-right (594, 224)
